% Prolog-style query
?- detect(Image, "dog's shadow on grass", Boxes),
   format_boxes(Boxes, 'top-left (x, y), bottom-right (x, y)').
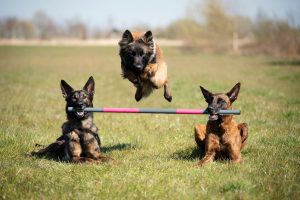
top-left (101, 143), bottom-right (136, 153)
top-left (171, 146), bottom-right (205, 161)
top-left (172, 147), bottom-right (231, 162)
top-left (268, 59), bottom-right (300, 67)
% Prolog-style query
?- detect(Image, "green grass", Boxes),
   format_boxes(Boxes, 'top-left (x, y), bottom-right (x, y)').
top-left (0, 46), bottom-right (299, 199)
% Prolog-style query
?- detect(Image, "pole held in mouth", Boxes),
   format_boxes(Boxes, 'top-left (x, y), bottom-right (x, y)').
top-left (67, 107), bottom-right (241, 115)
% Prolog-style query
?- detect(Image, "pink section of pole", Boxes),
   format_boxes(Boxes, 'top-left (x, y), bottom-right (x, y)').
top-left (176, 109), bottom-right (206, 114)
top-left (103, 107), bottom-right (140, 113)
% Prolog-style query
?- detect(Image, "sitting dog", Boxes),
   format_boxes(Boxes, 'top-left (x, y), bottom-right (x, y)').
top-left (118, 30), bottom-right (172, 102)
top-left (194, 83), bottom-right (248, 166)
top-left (31, 76), bottom-right (108, 163)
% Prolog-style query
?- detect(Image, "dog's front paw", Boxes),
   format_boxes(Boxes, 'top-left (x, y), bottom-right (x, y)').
top-left (135, 89), bottom-right (143, 102)
top-left (164, 94), bottom-right (172, 102)
top-left (96, 154), bottom-right (112, 162)
top-left (194, 162), bottom-right (203, 168)
top-left (230, 158), bottom-right (243, 164)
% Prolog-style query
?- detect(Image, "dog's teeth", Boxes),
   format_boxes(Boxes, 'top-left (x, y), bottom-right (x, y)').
top-left (76, 111), bottom-right (84, 116)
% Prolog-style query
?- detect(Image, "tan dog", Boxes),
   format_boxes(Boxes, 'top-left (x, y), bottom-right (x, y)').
top-left (118, 30), bottom-right (172, 102)
top-left (194, 83), bottom-right (248, 166)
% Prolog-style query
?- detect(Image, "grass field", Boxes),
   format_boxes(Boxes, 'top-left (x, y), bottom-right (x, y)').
top-left (0, 46), bottom-right (299, 199)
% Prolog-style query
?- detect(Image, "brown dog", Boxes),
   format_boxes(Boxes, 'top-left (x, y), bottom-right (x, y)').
top-left (194, 83), bottom-right (248, 166)
top-left (118, 30), bottom-right (172, 102)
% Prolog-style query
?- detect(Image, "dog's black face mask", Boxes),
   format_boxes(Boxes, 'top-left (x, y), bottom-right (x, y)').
top-left (200, 83), bottom-right (241, 121)
top-left (61, 76), bottom-right (95, 120)
top-left (122, 44), bottom-right (152, 74)
top-left (119, 30), bottom-right (155, 75)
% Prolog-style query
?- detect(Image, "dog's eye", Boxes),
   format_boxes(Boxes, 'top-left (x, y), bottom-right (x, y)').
top-left (218, 98), bottom-right (225, 103)
top-left (139, 51), bottom-right (144, 56)
top-left (132, 51), bottom-right (136, 56)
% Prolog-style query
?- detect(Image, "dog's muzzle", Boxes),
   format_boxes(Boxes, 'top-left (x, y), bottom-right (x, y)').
top-left (134, 65), bottom-right (143, 71)
top-left (207, 106), bottom-right (219, 121)
top-left (74, 103), bottom-right (86, 118)
top-left (76, 110), bottom-right (85, 118)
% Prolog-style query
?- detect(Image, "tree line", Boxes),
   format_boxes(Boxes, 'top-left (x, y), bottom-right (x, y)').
top-left (157, 0), bottom-right (300, 58)
top-left (0, 11), bottom-right (119, 40)
top-left (0, 0), bottom-right (299, 58)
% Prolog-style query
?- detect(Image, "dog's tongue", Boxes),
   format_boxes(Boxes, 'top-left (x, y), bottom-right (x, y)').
top-left (209, 115), bottom-right (218, 121)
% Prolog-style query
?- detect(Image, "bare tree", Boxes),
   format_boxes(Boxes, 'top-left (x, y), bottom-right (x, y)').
top-left (17, 20), bottom-right (36, 39)
top-left (254, 10), bottom-right (300, 58)
top-left (33, 11), bottom-right (56, 39)
top-left (67, 19), bottom-right (87, 39)
top-left (0, 17), bottom-right (36, 39)
top-left (0, 17), bottom-right (19, 38)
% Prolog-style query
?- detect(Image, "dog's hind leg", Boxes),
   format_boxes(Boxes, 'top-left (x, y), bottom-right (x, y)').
top-left (238, 123), bottom-right (248, 150)
top-left (194, 124), bottom-right (206, 150)
top-left (163, 79), bottom-right (172, 102)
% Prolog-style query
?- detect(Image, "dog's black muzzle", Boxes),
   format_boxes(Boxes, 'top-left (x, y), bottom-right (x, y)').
top-left (74, 102), bottom-right (87, 118)
top-left (207, 106), bottom-right (220, 121)
top-left (134, 64), bottom-right (143, 71)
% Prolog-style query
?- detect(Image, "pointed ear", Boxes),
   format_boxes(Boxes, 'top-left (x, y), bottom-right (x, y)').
top-left (119, 30), bottom-right (133, 47)
top-left (226, 82), bottom-right (241, 103)
top-left (83, 76), bottom-right (95, 96)
top-left (61, 80), bottom-right (74, 98)
top-left (143, 30), bottom-right (153, 44)
top-left (200, 86), bottom-right (213, 103)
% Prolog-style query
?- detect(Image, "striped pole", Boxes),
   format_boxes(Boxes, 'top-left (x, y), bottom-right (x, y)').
top-left (67, 107), bottom-right (241, 115)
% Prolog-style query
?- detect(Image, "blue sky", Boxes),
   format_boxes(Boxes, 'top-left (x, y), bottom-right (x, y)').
top-left (0, 0), bottom-right (299, 28)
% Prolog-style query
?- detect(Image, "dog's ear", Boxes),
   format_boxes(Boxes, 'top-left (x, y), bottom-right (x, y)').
top-left (226, 82), bottom-right (241, 103)
top-left (61, 80), bottom-right (74, 98)
top-left (143, 30), bottom-right (153, 44)
top-left (83, 76), bottom-right (95, 96)
top-left (119, 30), bottom-right (133, 47)
top-left (200, 86), bottom-right (213, 103)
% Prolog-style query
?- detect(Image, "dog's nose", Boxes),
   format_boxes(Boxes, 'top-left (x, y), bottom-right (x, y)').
top-left (207, 106), bottom-right (214, 113)
top-left (77, 102), bottom-right (85, 108)
top-left (135, 65), bottom-right (143, 71)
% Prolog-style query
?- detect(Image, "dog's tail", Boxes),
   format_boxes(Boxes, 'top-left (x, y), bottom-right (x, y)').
top-left (142, 81), bottom-right (154, 98)
top-left (29, 140), bottom-right (65, 158)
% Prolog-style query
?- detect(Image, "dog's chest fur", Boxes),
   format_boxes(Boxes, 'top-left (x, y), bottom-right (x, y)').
top-left (61, 116), bottom-right (98, 135)
top-left (207, 117), bottom-right (239, 145)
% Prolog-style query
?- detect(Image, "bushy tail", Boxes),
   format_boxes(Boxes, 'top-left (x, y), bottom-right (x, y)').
top-left (142, 81), bottom-right (154, 97)
top-left (29, 140), bottom-right (65, 158)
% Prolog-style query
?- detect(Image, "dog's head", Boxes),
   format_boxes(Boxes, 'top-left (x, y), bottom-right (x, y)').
top-left (200, 83), bottom-right (241, 121)
top-left (60, 76), bottom-right (95, 119)
top-left (119, 30), bottom-right (156, 74)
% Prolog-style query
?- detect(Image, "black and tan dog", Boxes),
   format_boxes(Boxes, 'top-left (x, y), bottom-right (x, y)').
top-left (31, 76), bottom-right (109, 163)
top-left (119, 30), bottom-right (172, 102)
top-left (194, 83), bottom-right (248, 166)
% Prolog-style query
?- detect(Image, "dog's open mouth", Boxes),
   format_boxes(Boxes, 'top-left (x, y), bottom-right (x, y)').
top-left (76, 111), bottom-right (85, 118)
top-left (209, 114), bottom-right (219, 121)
